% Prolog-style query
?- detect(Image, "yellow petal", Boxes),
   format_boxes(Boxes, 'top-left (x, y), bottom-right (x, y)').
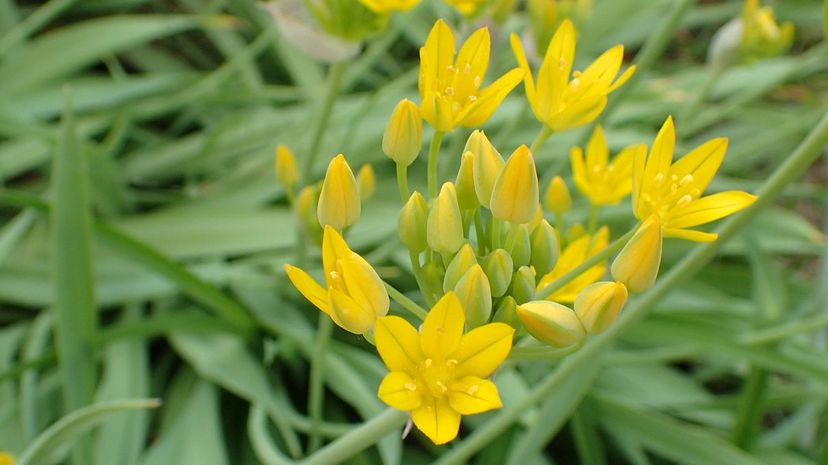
top-left (421, 292), bottom-right (465, 359)
top-left (607, 64), bottom-right (636, 93)
top-left (411, 397), bottom-right (461, 445)
top-left (328, 287), bottom-right (375, 334)
top-left (378, 372), bottom-right (423, 411)
top-left (611, 216), bottom-right (662, 293)
top-left (535, 19), bottom-right (575, 114)
top-left (375, 316), bottom-right (423, 372)
top-left (458, 68), bottom-right (524, 127)
top-left (452, 322), bottom-right (514, 378)
top-left (663, 228), bottom-right (718, 242)
top-left (426, 182), bottom-right (465, 254)
top-left (339, 255), bottom-right (389, 317)
top-left (669, 137), bottom-right (727, 196)
top-left (644, 116), bottom-right (675, 191)
top-left (421, 91), bottom-right (456, 132)
top-left (317, 155), bottom-right (361, 231)
top-left (284, 264), bottom-right (330, 315)
top-left (667, 191), bottom-right (757, 229)
top-left (469, 131), bottom-right (504, 208)
top-left (490, 145), bottom-right (539, 224)
top-left (545, 175), bottom-right (572, 214)
top-left (579, 45), bottom-right (624, 90)
top-left (585, 125), bottom-right (609, 170)
top-left (321, 224), bottom-right (352, 283)
top-left (422, 20), bottom-right (456, 93)
top-left (509, 33), bottom-right (537, 113)
top-left (455, 27), bottom-right (490, 92)
top-left (448, 376), bottom-right (502, 415)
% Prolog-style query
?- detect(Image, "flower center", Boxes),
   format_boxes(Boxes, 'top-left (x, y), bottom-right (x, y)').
top-left (417, 357), bottom-right (458, 398)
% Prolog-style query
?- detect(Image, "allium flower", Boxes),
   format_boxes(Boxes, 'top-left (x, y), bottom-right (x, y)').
top-left (536, 226), bottom-right (609, 302)
top-left (571, 125), bottom-right (645, 206)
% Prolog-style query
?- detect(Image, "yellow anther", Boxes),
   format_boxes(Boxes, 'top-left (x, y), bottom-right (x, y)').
top-left (436, 381), bottom-right (448, 393)
top-left (680, 174), bottom-right (694, 186)
top-left (446, 359), bottom-right (458, 367)
top-left (467, 385), bottom-right (479, 395)
top-left (473, 76), bottom-right (481, 87)
top-left (404, 383), bottom-right (418, 391)
top-left (468, 95), bottom-right (477, 102)
top-left (424, 358), bottom-right (433, 368)
top-left (444, 87), bottom-right (455, 96)
top-left (653, 173), bottom-right (665, 184)
top-left (676, 194), bottom-right (693, 207)
top-left (464, 64), bottom-right (471, 73)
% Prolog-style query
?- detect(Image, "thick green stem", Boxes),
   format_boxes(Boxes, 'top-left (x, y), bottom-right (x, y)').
top-left (396, 163), bottom-right (409, 203)
top-left (299, 409), bottom-right (407, 465)
top-left (535, 228), bottom-right (635, 300)
top-left (427, 131), bottom-right (445, 199)
top-left (587, 205), bottom-right (599, 235)
top-left (529, 125), bottom-right (554, 154)
top-left (307, 316), bottom-right (333, 453)
top-left (384, 281), bottom-right (428, 320)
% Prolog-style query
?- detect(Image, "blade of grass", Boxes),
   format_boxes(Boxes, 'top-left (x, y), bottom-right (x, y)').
top-left (0, 0), bottom-right (76, 55)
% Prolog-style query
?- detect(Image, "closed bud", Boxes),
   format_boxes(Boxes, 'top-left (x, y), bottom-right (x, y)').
top-left (530, 220), bottom-right (559, 277)
top-left (491, 145), bottom-right (540, 224)
top-left (399, 191), bottom-right (429, 252)
top-left (296, 185), bottom-right (323, 244)
top-left (454, 264), bottom-right (493, 327)
top-left (357, 164), bottom-right (376, 201)
top-left (493, 295), bottom-right (519, 328)
top-left (482, 248), bottom-right (514, 298)
top-left (507, 223), bottom-right (532, 268)
top-left (467, 130), bottom-right (505, 208)
top-left (318, 154), bottom-right (361, 231)
top-left (611, 216), bottom-right (662, 293)
top-left (275, 144), bottom-right (299, 192)
top-left (574, 281), bottom-right (628, 334)
top-left (444, 243), bottom-right (478, 292)
top-left (455, 151), bottom-right (479, 211)
top-left (510, 266), bottom-right (536, 304)
top-left (382, 99), bottom-right (422, 166)
top-left (427, 183), bottom-right (465, 255)
top-left (544, 176), bottom-right (571, 214)
top-left (517, 300), bottom-right (585, 348)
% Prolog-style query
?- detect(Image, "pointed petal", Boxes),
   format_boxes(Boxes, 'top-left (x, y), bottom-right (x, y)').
top-left (340, 255), bottom-right (390, 317)
top-left (455, 27), bottom-right (490, 90)
top-left (608, 65), bottom-right (636, 92)
top-left (670, 138), bottom-right (727, 196)
top-left (422, 92), bottom-right (456, 132)
top-left (544, 19), bottom-right (575, 83)
top-left (458, 68), bottom-right (524, 127)
top-left (375, 316), bottom-right (423, 372)
top-left (378, 372), bottom-right (423, 411)
top-left (322, 224), bottom-right (352, 282)
top-left (667, 191), bottom-right (757, 229)
top-left (585, 125), bottom-right (609, 171)
top-left (422, 20), bottom-right (456, 89)
top-left (663, 228), bottom-right (718, 242)
top-left (284, 264), bottom-right (330, 314)
top-left (448, 376), bottom-right (502, 415)
top-left (411, 397), bottom-right (461, 445)
top-left (509, 33), bottom-right (537, 113)
top-left (570, 146), bottom-right (591, 200)
top-left (579, 45), bottom-right (623, 90)
top-left (421, 292), bottom-right (465, 359)
top-left (328, 287), bottom-right (374, 334)
top-left (452, 322), bottom-right (514, 378)
top-left (644, 116), bottom-right (675, 189)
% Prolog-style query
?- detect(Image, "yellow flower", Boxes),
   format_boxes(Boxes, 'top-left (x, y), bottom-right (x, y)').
top-left (490, 145), bottom-right (540, 224)
top-left (375, 292), bottom-right (514, 444)
top-left (571, 126), bottom-right (645, 205)
top-left (632, 117), bottom-right (758, 242)
top-left (444, 0), bottom-right (486, 15)
top-left (536, 226), bottom-right (608, 303)
top-left (359, 0), bottom-right (418, 13)
top-left (317, 154), bottom-right (362, 231)
top-left (419, 20), bottom-right (524, 132)
top-left (611, 215), bottom-right (662, 293)
top-left (510, 19), bottom-right (635, 132)
top-left (740, 0), bottom-right (794, 61)
top-left (543, 175), bottom-right (571, 214)
top-left (383, 99), bottom-right (422, 166)
top-left (275, 144), bottom-right (299, 193)
top-left (284, 225), bottom-right (389, 334)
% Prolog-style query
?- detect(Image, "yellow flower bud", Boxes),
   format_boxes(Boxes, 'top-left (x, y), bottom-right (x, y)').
top-left (611, 216), bottom-right (662, 293)
top-left (482, 248), bottom-right (514, 298)
top-left (296, 185), bottom-right (323, 245)
top-left (510, 265), bottom-right (536, 304)
top-left (517, 300), bottom-right (585, 348)
top-left (275, 144), bottom-right (299, 193)
top-left (530, 220), bottom-right (559, 277)
top-left (506, 223), bottom-right (532, 268)
top-left (317, 154), bottom-right (361, 231)
top-left (382, 99), bottom-right (422, 166)
top-left (454, 264), bottom-right (493, 328)
top-left (493, 295), bottom-right (519, 328)
top-left (427, 182), bottom-right (465, 255)
top-left (398, 191), bottom-right (429, 252)
top-left (357, 164), bottom-right (376, 201)
top-left (466, 130), bottom-right (504, 208)
top-left (443, 243), bottom-right (478, 292)
top-left (490, 145), bottom-right (539, 224)
top-left (574, 281), bottom-right (627, 334)
top-left (544, 176), bottom-right (571, 214)
top-left (455, 151), bottom-right (479, 211)
top-left (0, 452), bottom-right (15, 465)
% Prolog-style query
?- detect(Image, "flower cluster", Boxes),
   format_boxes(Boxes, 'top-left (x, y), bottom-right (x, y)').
top-left (280, 18), bottom-right (758, 445)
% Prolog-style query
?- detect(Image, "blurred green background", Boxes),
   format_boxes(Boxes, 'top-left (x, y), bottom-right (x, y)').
top-left (0, 0), bottom-right (826, 464)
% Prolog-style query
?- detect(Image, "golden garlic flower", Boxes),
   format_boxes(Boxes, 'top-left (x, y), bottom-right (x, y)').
top-left (740, 0), bottom-right (794, 61)
top-left (419, 20), bottom-right (524, 132)
top-left (632, 117), bottom-right (757, 242)
top-left (510, 19), bottom-right (635, 132)
top-left (284, 225), bottom-right (389, 334)
top-left (375, 292), bottom-right (514, 444)
top-left (571, 126), bottom-right (645, 206)
top-left (358, 0), bottom-right (418, 13)
top-left (537, 226), bottom-right (608, 302)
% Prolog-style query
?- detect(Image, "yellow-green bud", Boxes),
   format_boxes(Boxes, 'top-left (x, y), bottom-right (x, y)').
top-left (467, 130), bottom-right (504, 208)
top-left (491, 145), bottom-right (539, 224)
top-left (427, 182), bottom-right (465, 255)
top-left (493, 295), bottom-right (519, 328)
top-left (574, 281), bottom-right (628, 334)
top-left (517, 300), bottom-right (585, 348)
top-left (275, 144), bottom-right (299, 193)
top-left (507, 223), bottom-right (532, 268)
top-left (317, 154), bottom-right (361, 231)
top-left (443, 243), bottom-right (478, 292)
top-left (482, 248), bottom-right (514, 298)
top-left (454, 264), bottom-right (493, 328)
top-left (296, 185), bottom-right (323, 245)
top-left (510, 265), bottom-right (536, 304)
top-left (382, 99), bottom-right (422, 167)
top-left (455, 151), bottom-right (479, 211)
top-left (544, 176), bottom-right (571, 214)
top-left (530, 219), bottom-right (559, 277)
top-left (611, 216), bottom-right (662, 293)
top-left (357, 164), bottom-right (375, 201)
top-left (398, 191), bottom-right (429, 252)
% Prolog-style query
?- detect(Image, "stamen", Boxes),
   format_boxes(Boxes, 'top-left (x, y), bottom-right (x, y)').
top-left (436, 381), bottom-right (448, 393)
top-left (653, 173), bottom-right (665, 184)
top-left (676, 194), bottom-right (692, 207)
top-left (473, 76), bottom-right (481, 87)
top-left (467, 385), bottom-right (479, 395)
top-left (404, 383), bottom-right (417, 391)
top-left (444, 87), bottom-right (455, 96)
top-left (424, 358), bottom-right (432, 368)
top-left (468, 95), bottom-right (477, 102)
top-left (680, 174), bottom-right (694, 186)
top-left (464, 64), bottom-right (471, 73)
top-left (446, 359), bottom-right (458, 367)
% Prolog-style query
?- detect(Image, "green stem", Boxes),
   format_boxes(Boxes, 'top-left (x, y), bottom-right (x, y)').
top-left (299, 409), bottom-right (407, 465)
top-left (427, 131), bottom-right (445, 199)
top-left (302, 62), bottom-right (347, 183)
top-left (473, 209), bottom-right (487, 255)
top-left (307, 316), bottom-right (333, 453)
top-left (739, 313), bottom-right (828, 345)
top-left (385, 281), bottom-right (428, 320)
top-left (396, 163), bottom-right (409, 203)
top-left (535, 228), bottom-right (635, 300)
top-left (432, 109), bottom-right (828, 465)
top-left (731, 366), bottom-right (768, 450)
top-left (529, 125), bottom-right (554, 154)
top-left (587, 205), bottom-right (599, 235)
top-left (490, 217), bottom-right (503, 250)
